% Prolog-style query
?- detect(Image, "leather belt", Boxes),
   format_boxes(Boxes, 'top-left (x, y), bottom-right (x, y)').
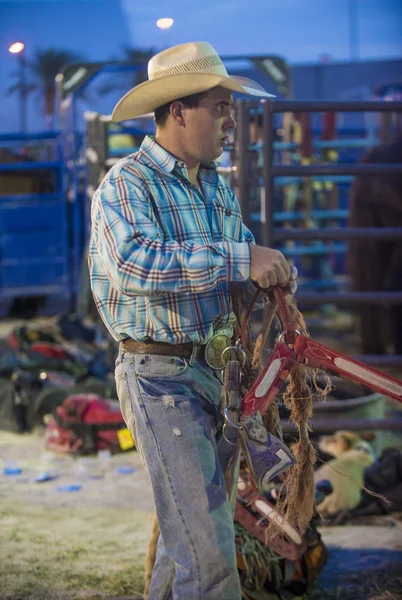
top-left (121, 338), bottom-right (206, 360)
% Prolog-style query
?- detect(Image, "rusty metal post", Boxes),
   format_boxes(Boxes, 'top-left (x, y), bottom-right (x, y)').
top-left (234, 101), bottom-right (251, 229)
top-left (261, 99), bottom-right (274, 247)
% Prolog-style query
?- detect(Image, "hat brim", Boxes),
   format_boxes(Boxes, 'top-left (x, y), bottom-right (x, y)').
top-left (112, 73), bottom-right (275, 122)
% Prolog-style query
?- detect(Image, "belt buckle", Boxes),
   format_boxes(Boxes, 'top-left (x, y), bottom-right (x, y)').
top-left (205, 334), bottom-right (232, 370)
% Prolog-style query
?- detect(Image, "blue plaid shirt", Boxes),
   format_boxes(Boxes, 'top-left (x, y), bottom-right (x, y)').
top-left (89, 136), bottom-right (263, 344)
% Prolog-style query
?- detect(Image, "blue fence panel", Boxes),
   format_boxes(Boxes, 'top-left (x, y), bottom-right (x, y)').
top-left (0, 132), bottom-right (71, 313)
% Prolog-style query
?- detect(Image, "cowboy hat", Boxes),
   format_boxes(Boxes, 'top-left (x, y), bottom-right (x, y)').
top-left (112, 41), bottom-right (275, 122)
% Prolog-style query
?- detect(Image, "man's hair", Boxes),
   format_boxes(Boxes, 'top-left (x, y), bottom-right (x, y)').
top-left (154, 91), bottom-right (209, 127)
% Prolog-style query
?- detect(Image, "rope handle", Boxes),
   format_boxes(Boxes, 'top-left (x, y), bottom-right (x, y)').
top-left (237, 289), bottom-right (261, 345)
top-left (237, 285), bottom-right (297, 347)
top-left (272, 287), bottom-right (298, 343)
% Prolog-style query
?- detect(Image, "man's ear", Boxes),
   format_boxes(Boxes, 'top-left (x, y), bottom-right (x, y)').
top-left (170, 101), bottom-right (186, 126)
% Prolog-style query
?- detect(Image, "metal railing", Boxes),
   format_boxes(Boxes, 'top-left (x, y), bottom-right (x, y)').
top-left (235, 99), bottom-right (402, 366)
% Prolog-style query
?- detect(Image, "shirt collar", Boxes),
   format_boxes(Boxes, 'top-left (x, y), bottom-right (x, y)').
top-left (138, 136), bottom-right (218, 177)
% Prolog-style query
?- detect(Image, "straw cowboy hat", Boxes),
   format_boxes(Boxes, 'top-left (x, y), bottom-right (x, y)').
top-left (112, 41), bottom-right (275, 122)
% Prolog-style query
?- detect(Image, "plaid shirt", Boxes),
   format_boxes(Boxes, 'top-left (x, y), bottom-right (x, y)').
top-left (89, 136), bottom-right (263, 344)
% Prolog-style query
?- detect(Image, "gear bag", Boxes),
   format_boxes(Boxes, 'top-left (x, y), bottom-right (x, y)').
top-left (44, 394), bottom-right (133, 455)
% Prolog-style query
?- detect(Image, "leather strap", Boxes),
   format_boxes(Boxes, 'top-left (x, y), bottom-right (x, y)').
top-left (121, 338), bottom-right (205, 359)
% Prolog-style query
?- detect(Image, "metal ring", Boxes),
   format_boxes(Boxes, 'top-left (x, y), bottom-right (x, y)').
top-left (221, 345), bottom-right (247, 367)
top-left (222, 424), bottom-right (238, 446)
top-left (277, 329), bottom-right (301, 344)
top-left (223, 406), bottom-right (242, 430)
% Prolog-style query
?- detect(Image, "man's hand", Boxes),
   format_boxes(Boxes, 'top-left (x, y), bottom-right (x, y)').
top-left (250, 245), bottom-right (291, 289)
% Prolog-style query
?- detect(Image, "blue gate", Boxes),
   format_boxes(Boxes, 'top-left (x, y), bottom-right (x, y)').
top-left (0, 131), bottom-right (71, 315)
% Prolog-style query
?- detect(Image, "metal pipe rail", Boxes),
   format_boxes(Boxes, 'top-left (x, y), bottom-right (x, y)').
top-left (280, 417), bottom-right (402, 434)
top-left (295, 291), bottom-right (402, 304)
top-left (268, 100), bottom-right (402, 113)
top-left (0, 131), bottom-right (60, 142)
top-left (0, 161), bottom-right (62, 171)
top-left (273, 227), bottom-right (402, 241)
top-left (0, 193), bottom-right (61, 203)
top-left (272, 164), bottom-right (402, 176)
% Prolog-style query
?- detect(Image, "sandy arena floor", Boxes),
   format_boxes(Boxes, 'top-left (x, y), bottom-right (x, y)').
top-left (1, 313), bottom-right (402, 599)
top-left (1, 430), bottom-right (402, 600)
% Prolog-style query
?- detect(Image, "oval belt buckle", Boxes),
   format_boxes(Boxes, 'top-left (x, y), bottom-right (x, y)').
top-left (205, 334), bottom-right (232, 370)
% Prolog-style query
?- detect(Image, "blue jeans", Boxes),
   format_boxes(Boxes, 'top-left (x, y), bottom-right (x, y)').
top-left (115, 349), bottom-right (242, 600)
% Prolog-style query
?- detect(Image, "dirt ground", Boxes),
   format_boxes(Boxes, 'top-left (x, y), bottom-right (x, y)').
top-left (1, 430), bottom-right (402, 600)
top-left (1, 313), bottom-right (402, 599)
top-left (0, 430), bottom-right (154, 600)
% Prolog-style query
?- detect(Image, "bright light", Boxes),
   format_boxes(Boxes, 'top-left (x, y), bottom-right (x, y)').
top-left (9, 42), bottom-right (24, 54)
top-left (156, 18), bottom-right (174, 30)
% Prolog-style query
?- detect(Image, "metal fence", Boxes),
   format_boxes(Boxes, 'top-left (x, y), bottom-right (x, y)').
top-left (0, 131), bottom-right (71, 316)
top-left (234, 99), bottom-right (402, 366)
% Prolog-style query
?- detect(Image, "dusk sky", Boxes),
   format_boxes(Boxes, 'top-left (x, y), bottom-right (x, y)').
top-left (0, 0), bottom-right (401, 131)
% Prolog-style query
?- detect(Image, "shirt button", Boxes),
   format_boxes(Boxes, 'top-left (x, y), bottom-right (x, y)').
top-left (225, 209), bottom-right (232, 216)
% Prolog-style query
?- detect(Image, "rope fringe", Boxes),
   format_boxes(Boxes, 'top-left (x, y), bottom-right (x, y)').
top-left (237, 293), bottom-right (333, 533)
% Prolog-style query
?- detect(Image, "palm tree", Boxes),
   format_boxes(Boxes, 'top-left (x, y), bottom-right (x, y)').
top-left (97, 46), bottom-right (155, 97)
top-left (121, 46), bottom-right (155, 86)
top-left (6, 48), bottom-right (84, 128)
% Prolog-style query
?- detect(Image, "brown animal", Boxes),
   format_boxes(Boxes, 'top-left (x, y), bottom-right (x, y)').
top-left (318, 430), bottom-right (376, 459)
top-left (144, 515), bottom-right (159, 600)
top-left (348, 136), bottom-right (402, 355)
top-left (314, 431), bottom-right (376, 518)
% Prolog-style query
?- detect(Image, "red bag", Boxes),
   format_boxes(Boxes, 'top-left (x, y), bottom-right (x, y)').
top-left (45, 394), bottom-right (131, 454)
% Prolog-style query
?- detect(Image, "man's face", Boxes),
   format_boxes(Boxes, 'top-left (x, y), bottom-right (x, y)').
top-left (182, 87), bottom-right (236, 163)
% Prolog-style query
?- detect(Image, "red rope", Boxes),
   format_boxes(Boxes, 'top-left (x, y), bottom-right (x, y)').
top-left (237, 289), bottom-right (261, 345)
top-left (273, 287), bottom-right (298, 343)
top-left (237, 286), bottom-right (299, 349)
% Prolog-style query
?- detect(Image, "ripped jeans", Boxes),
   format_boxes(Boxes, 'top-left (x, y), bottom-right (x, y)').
top-left (115, 348), bottom-right (242, 600)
